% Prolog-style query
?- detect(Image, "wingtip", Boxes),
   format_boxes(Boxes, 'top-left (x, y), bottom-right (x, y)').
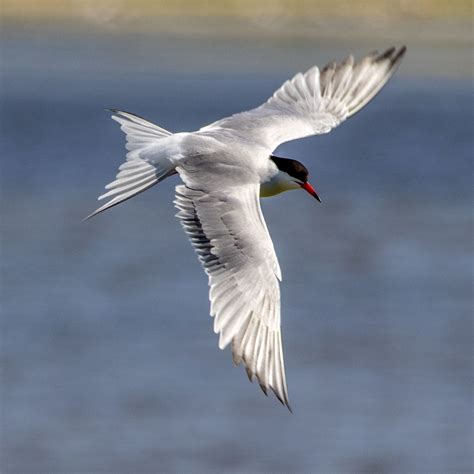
top-left (259, 383), bottom-right (269, 396)
top-left (273, 387), bottom-right (292, 412)
top-left (282, 395), bottom-right (293, 413)
top-left (393, 45), bottom-right (407, 64)
top-left (376, 46), bottom-right (396, 62)
top-left (321, 61), bottom-right (337, 74)
top-left (82, 209), bottom-right (99, 222)
top-left (245, 366), bottom-right (254, 382)
top-left (374, 46), bottom-right (406, 65)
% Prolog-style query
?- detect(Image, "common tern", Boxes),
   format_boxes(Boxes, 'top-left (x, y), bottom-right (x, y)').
top-left (87, 46), bottom-right (406, 410)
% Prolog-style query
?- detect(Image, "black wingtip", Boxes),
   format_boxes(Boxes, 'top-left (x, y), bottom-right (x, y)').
top-left (392, 45), bottom-right (407, 65)
top-left (321, 61), bottom-right (336, 74)
top-left (245, 367), bottom-right (254, 382)
top-left (376, 46), bottom-right (407, 67)
top-left (241, 364), bottom-right (292, 411)
top-left (279, 397), bottom-right (293, 413)
top-left (376, 46), bottom-right (396, 62)
top-left (271, 387), bottom-right (292, 412)
top-left (106, 108), bottom-right (158, 124)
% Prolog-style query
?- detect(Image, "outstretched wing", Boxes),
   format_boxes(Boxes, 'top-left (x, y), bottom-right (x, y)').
top-left (201, 46), bottom-right (406, 151)
top-left (174, 178), bottom-right (291, 409)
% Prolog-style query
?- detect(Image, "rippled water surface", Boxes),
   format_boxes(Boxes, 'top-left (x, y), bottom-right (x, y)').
top-left (1, 29), bottom-right (472, 473)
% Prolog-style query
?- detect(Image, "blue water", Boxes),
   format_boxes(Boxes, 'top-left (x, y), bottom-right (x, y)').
top-left (1, 27), bottom-right (472, 473)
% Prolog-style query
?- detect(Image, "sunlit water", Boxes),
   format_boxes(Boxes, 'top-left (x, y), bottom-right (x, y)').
top-left (1, 29), bottom-right (472, 473)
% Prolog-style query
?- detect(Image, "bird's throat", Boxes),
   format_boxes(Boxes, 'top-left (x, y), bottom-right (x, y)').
top-left (260, 170), bottom-right (300, 197)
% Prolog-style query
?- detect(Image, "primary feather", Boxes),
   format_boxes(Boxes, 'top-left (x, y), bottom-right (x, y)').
top-left (201, 46), bottom-right (406, 150)
top-left (174, 182), bottom-right (289, 408)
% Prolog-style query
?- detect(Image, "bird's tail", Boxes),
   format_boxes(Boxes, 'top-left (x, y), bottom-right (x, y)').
top-left (85, 109), bottom-right (175, 220)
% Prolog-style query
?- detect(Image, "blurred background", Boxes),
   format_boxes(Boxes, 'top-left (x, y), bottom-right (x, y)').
top-left (1, 1), bottom-right (472, 472)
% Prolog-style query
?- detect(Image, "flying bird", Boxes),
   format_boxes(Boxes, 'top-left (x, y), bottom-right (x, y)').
top-left (87, 46), bottom-right (406, 410)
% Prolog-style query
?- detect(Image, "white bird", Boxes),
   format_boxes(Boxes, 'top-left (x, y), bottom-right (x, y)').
top-left (87, 46), bottom-right (406, 410)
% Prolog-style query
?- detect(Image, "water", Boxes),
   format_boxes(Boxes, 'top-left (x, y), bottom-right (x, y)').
top-left (1, 28), bottom-right (472, 473)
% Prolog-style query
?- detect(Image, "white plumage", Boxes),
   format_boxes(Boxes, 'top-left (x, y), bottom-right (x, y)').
top-left (88, 47), bottom-right (406, 409)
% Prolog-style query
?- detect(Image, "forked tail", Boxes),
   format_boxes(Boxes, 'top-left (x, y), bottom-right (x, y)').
top-left (85, 109), bottom-right (175, 220)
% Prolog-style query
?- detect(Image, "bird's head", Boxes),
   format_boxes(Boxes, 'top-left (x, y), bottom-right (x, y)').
top-left (262, 155), bottom-right (321, 202)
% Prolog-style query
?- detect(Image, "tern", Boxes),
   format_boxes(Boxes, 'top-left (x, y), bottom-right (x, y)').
top-left (87, 46), bottom-right (406, 410)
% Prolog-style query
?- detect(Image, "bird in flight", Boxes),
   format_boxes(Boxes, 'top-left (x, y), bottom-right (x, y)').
top-left (87, 46), bottom-right (406, 410)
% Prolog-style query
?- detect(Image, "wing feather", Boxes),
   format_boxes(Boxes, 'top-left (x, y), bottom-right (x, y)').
top-left (174, 183), bottom-right (291, 409)
top-left (201, 47), bottom-right (406, 151)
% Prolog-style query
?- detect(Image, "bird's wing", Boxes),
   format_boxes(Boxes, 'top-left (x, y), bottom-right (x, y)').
top-left (174, 175), bottom-right (291, 409)
top-left (201, 46), bottom-right (406, 151)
